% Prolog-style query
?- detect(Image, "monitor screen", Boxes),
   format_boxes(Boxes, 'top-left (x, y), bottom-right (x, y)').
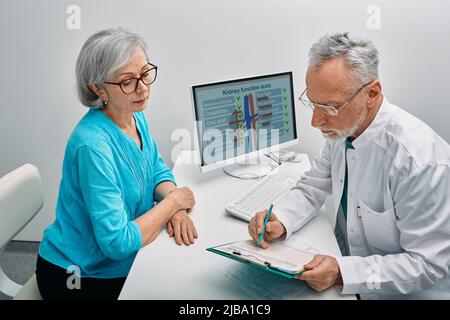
top-left (192, 72), bottom-right (298, 172)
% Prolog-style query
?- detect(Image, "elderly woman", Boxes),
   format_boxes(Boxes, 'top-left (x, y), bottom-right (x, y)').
top-left (36, 28), bottom-right (197, 300)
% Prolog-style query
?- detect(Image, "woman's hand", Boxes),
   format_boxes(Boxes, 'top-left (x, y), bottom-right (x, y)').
top-left (167, 187), bottom-right (196, 212)
top-left (167, 210), bottom-right (198, 245)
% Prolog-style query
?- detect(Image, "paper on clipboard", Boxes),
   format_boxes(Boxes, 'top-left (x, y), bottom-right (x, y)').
top-left (211, 240), bottom-right (315, 274)
top-left (215, 237), bottom-right (326, 299)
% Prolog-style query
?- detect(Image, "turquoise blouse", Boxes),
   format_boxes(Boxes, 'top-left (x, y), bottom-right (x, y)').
top-left (39, 109), bottom-right (176, 278)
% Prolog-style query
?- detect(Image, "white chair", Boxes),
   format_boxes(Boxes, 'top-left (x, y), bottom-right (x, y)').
top-left (13, 274), bottom-right (41, 300)
top-left (0, 164), bottom-right (44, 300)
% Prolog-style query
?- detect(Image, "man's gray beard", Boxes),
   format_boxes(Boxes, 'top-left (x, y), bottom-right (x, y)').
top-left (324, 105), bottom-right (368, 141)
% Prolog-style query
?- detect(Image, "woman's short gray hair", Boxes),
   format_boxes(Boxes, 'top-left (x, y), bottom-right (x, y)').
top-left (308, 32), bottom-right (379, 85)
top-left (75, 27), bottom-right (149, 108)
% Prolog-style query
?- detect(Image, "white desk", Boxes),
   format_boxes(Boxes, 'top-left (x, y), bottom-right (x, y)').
top-left (119, 151), bottom-right (355, 300)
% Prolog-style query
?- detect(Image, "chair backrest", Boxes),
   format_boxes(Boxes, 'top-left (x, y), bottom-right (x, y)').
top-left (0, 164), bottom-right (44, 249)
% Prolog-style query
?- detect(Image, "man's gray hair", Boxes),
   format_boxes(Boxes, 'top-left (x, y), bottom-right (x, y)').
top-left (308, 32), bottom-right (379, 85)
top-left (75, 27), bottom-right (149, 108)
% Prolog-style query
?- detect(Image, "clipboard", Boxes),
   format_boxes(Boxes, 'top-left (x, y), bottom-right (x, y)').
top-left (207, 240), bottom-right (314, 279)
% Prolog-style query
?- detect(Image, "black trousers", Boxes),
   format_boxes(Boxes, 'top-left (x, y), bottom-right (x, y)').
top-left (36, 255), bottom-right (126, 300)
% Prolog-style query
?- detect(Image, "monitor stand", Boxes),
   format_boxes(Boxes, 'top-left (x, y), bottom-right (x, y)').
top-left (223, 157), bottom-right (272, 180)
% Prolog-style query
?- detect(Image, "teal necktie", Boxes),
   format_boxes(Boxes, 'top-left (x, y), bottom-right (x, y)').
top-left (340, 138), bottom-right (355, 219)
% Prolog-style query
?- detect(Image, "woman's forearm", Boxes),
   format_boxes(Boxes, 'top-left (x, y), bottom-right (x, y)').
top-left (134, 196), bottom-right (179, 246)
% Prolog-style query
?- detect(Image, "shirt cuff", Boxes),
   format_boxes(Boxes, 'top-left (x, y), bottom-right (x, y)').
top-left (272, 210), bottom-right (294, 242)
top-left (335, 256), bottom-right (362, 295)
top-left (130, 220), bottom-right (143, 251)
top-left (154, 175), bottom-right (177, 189)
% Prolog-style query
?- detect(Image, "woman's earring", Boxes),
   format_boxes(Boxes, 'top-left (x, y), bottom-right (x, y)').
top-left (103, 100), bottom-right (108, 105)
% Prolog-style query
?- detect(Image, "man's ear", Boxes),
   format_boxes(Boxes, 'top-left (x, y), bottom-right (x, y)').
top-left (367, 80), bottom-right (381, 105)
top-left (89, 84), bottom-right (108, 102)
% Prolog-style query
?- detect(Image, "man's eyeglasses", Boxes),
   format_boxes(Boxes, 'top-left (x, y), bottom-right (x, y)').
top-left (298, 80), bottom-right (374, 116)
top-left (104, 63), bottom-right (158, 95)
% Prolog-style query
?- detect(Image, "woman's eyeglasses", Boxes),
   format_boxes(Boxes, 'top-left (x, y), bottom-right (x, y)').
top-left (104, 63), bottom-right (158, 95)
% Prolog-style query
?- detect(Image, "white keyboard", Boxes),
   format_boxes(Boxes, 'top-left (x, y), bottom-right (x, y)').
top-left (225, 163), bottom-right (304, 221)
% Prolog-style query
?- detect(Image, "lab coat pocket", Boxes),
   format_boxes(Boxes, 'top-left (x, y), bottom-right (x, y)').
top-left (357, 201), bottom-right (402, 253)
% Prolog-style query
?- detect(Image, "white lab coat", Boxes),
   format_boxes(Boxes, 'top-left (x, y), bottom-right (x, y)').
top-left (274, 97), bottom-right (450, 299)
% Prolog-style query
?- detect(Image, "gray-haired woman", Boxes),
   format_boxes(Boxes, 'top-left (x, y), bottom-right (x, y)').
top-left (36, 28), bottom-right (197, 300)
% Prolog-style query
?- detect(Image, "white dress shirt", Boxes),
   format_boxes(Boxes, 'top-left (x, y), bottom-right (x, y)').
top-left (274, 96), bottom-right (450, 299)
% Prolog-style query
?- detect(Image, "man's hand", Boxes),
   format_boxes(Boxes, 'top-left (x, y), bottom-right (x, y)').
top-left (297, 255), bottom-right (343, 292)
top-left (167, 210), bottom-right (198, 245)
top-left (248, 210), bottom-right (286, 249)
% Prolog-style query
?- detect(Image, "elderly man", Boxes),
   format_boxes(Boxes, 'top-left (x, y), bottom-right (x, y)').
top-left (248, 33), bottom-right (450, 299)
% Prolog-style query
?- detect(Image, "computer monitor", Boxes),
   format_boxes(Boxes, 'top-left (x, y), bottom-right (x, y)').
top-left (191, 72), bottom-right (298, 178)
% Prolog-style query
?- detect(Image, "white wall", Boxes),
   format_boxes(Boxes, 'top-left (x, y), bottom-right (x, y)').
top-left (1, 0), bottom-right (449, 241)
